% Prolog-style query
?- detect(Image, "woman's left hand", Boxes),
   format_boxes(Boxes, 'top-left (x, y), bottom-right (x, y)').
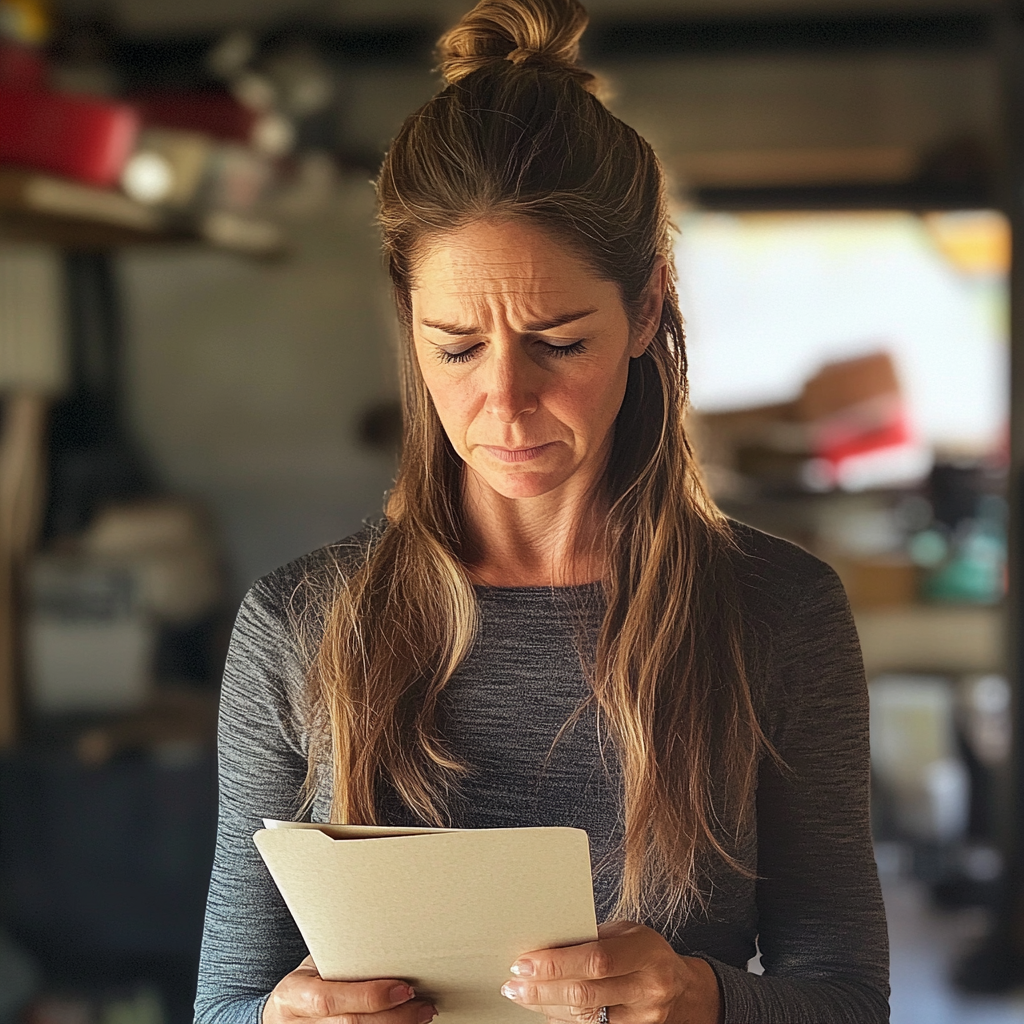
top-left (499, 921), bottom-right (722, 1024)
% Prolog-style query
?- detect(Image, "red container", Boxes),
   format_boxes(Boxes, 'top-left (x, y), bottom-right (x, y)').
top-left (0, 42), bottom-right (47, 90)
top-left (135, 91), bottom-right (258, 145)
top-left (0, 87), bottom-right (139, 187)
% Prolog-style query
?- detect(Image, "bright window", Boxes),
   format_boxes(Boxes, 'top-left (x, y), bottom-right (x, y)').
top-left (676, 210), bottom-right (1009, 454)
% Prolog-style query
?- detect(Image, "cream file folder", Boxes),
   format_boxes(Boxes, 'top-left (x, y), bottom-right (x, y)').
top-left (254, 820), bottom-right (598, 1024)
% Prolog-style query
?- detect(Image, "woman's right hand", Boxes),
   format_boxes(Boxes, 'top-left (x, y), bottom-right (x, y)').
top-left (264, 956), bottom-right (438, 1024)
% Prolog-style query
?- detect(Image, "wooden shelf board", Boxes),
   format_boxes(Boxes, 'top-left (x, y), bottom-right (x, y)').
top-left (0, 168), bottom-right (284, 255)
top-left (855, 603), bottom-right (1005, 677)
top-left (0, 208), bottom-right (188, 248)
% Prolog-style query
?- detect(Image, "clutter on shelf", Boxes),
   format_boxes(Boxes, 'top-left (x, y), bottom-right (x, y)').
top-left (694, 350), bottom-right (929, 496)
top-left (0, 9), bottom-right (317, 254)
top-left (24, 987), bottom-right (167, 1024)
top-left (0, 242), bottom-right (233, 748)
top-left (695, 344), bottom-right (1007, 613)
top-left (869, 670), bottom-right (1010, 906)
top-left (26, 500), bottom-right (224, 717)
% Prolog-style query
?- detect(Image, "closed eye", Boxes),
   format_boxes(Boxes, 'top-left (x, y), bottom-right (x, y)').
top-left (544, 339), bottom-right (587, 358)
top-left (435, 338), bottom-right (588, 364)
top-left (437, 343), bottom-right (483, 364)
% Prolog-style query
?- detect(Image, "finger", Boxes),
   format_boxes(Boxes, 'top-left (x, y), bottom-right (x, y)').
top-left (322, 998), bottom-right (437, 1024)
top-left (287, 977), bottom-right (417, 1018)
top-left (512, 931), bottom-right (645, 984)
top-left (511, 939), bottom-right (613, 984)
top-left (501, 972), bottom-right (643, 1014)
top-left (514, 1005), bottom-right (605, 1024)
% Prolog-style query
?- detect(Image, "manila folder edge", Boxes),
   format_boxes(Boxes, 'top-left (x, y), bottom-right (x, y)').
top-left (253, 823), bottom-right (598, 1024)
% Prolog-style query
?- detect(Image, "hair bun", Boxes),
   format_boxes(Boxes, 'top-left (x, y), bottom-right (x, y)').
top-left (438, 0), bottom-right (597, 92)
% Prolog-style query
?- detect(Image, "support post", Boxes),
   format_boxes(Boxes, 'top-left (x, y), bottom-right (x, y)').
top-left (957, 5), bottom-right (1024, 989)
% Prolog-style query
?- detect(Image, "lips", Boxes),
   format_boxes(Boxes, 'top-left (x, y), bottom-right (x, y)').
top-left (481, 442), bottom-right (557, 463)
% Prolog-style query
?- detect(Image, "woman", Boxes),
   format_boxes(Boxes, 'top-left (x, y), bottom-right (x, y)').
top-left (194, 1), bottom-right (890, 1022)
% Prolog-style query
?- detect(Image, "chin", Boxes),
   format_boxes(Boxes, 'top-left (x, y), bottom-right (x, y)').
top-left (482, 469), bottom-right (567, 500)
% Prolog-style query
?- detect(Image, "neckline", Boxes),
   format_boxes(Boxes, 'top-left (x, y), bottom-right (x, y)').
top-left (472, 580), bottom-right (603, 595)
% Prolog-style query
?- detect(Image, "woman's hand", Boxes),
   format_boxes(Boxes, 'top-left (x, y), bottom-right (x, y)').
top-left (263, 956), bottom-right (437, 1024)
top-left (499, 921), bottom-right (722, 1024)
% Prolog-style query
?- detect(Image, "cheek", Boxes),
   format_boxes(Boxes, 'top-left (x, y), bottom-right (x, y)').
top-left (418, 361), bottom-right (479, 438)
top-left (553, 358), bottom-right (631, 432)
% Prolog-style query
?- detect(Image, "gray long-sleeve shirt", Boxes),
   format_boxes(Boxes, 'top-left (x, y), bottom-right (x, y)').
top-left (194, 522), bottom-right (890, 1024)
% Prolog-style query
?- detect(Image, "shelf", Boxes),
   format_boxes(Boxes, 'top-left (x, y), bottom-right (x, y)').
top-left (0, 168), bottom-right (284, 255)
top-left (855, 604), bottom-right (1005, 677)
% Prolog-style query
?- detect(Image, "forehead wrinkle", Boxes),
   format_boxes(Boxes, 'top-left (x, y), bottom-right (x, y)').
top-left (423, 238), bottom-right (538, 269)
top-left (420, 261), bottom-right (570, 294)
top-left (411, 222), bottom-right (617, 330)
top-left (422, 281), bottom-right (584, 301)
top-left (415, 257), bottom-right (592, 302)
top-left (415, 235), bottom-right (590, 289)
top-left (416, 285), bottom-right (597, 335)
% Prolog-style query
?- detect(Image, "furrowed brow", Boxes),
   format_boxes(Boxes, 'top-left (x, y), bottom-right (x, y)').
top-left (521, 308), bottom-right (598, 332)
top-left (419, 319), bottom-right (481, 336)
top-left (419, 308), bottom-right (598, 337)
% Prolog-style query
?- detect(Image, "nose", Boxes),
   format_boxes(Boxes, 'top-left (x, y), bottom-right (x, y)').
top-left (483, 343), bottom-right (538, 424)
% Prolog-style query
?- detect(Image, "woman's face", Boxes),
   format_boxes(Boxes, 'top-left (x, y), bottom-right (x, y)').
top-left (410, 218), bottom-right (662, 501)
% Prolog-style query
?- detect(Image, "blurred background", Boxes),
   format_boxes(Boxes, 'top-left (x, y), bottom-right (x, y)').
top-left (0, 0), bottom-right (1021, 1022)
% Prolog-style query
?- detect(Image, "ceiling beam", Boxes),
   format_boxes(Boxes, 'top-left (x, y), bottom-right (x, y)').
top-left (99, 10), bottom-right (996, 95)
top-left (587, 11), bottom-right (992, 59)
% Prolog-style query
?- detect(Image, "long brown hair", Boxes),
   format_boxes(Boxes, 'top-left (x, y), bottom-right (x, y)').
top-left (303, 0), bottom-right (768, 921)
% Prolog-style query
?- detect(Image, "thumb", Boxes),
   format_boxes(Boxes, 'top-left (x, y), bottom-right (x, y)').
top-left (597, 920), bottom-right (637, 939)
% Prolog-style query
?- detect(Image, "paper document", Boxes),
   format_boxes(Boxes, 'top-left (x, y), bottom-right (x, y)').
top-left (254, 819), bottom-right (598, 1024)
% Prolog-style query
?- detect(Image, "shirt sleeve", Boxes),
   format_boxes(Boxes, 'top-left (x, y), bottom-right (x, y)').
top-left (702, 561), bottom-right (890, 1023)
top-left (194, 579), bottom-right (313, 1024)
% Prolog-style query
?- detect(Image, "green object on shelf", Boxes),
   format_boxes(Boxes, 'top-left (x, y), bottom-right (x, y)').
top-left (909, 529), bottom-right (948, 569)
top-left (923, 513), bottom-right (1006, 606)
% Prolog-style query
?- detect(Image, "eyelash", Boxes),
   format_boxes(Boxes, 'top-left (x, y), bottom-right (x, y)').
top-left (438, 340), bottom-right (588, 364)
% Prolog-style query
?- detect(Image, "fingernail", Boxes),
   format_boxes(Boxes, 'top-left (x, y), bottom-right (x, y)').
top-left (390, 984), bottom-right (414, 1003)
top-left (510, 960), bottom-right (535, 977)
top-left (417, 1005), bottom-right (437, 1023)
top-left (501, 983), bottom-right (520, 1001)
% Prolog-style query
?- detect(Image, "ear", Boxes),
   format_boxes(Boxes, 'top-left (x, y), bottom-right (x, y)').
top-left (629, 257), bottom-right (668, 357)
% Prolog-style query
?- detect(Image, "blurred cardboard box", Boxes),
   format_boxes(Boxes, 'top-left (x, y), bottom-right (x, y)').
top-left (25, 500), bottom-right (223, 715)
top-left (28, 615), bottom-right (154, 714)
top-left (26, 556), bottom-right (154, 713)
top-left (797, 351), bottom-right (900, 423)
top-left (696, 351), bottom-right (918, 491)
top-left (830, 555), bottom-right (919, 610)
